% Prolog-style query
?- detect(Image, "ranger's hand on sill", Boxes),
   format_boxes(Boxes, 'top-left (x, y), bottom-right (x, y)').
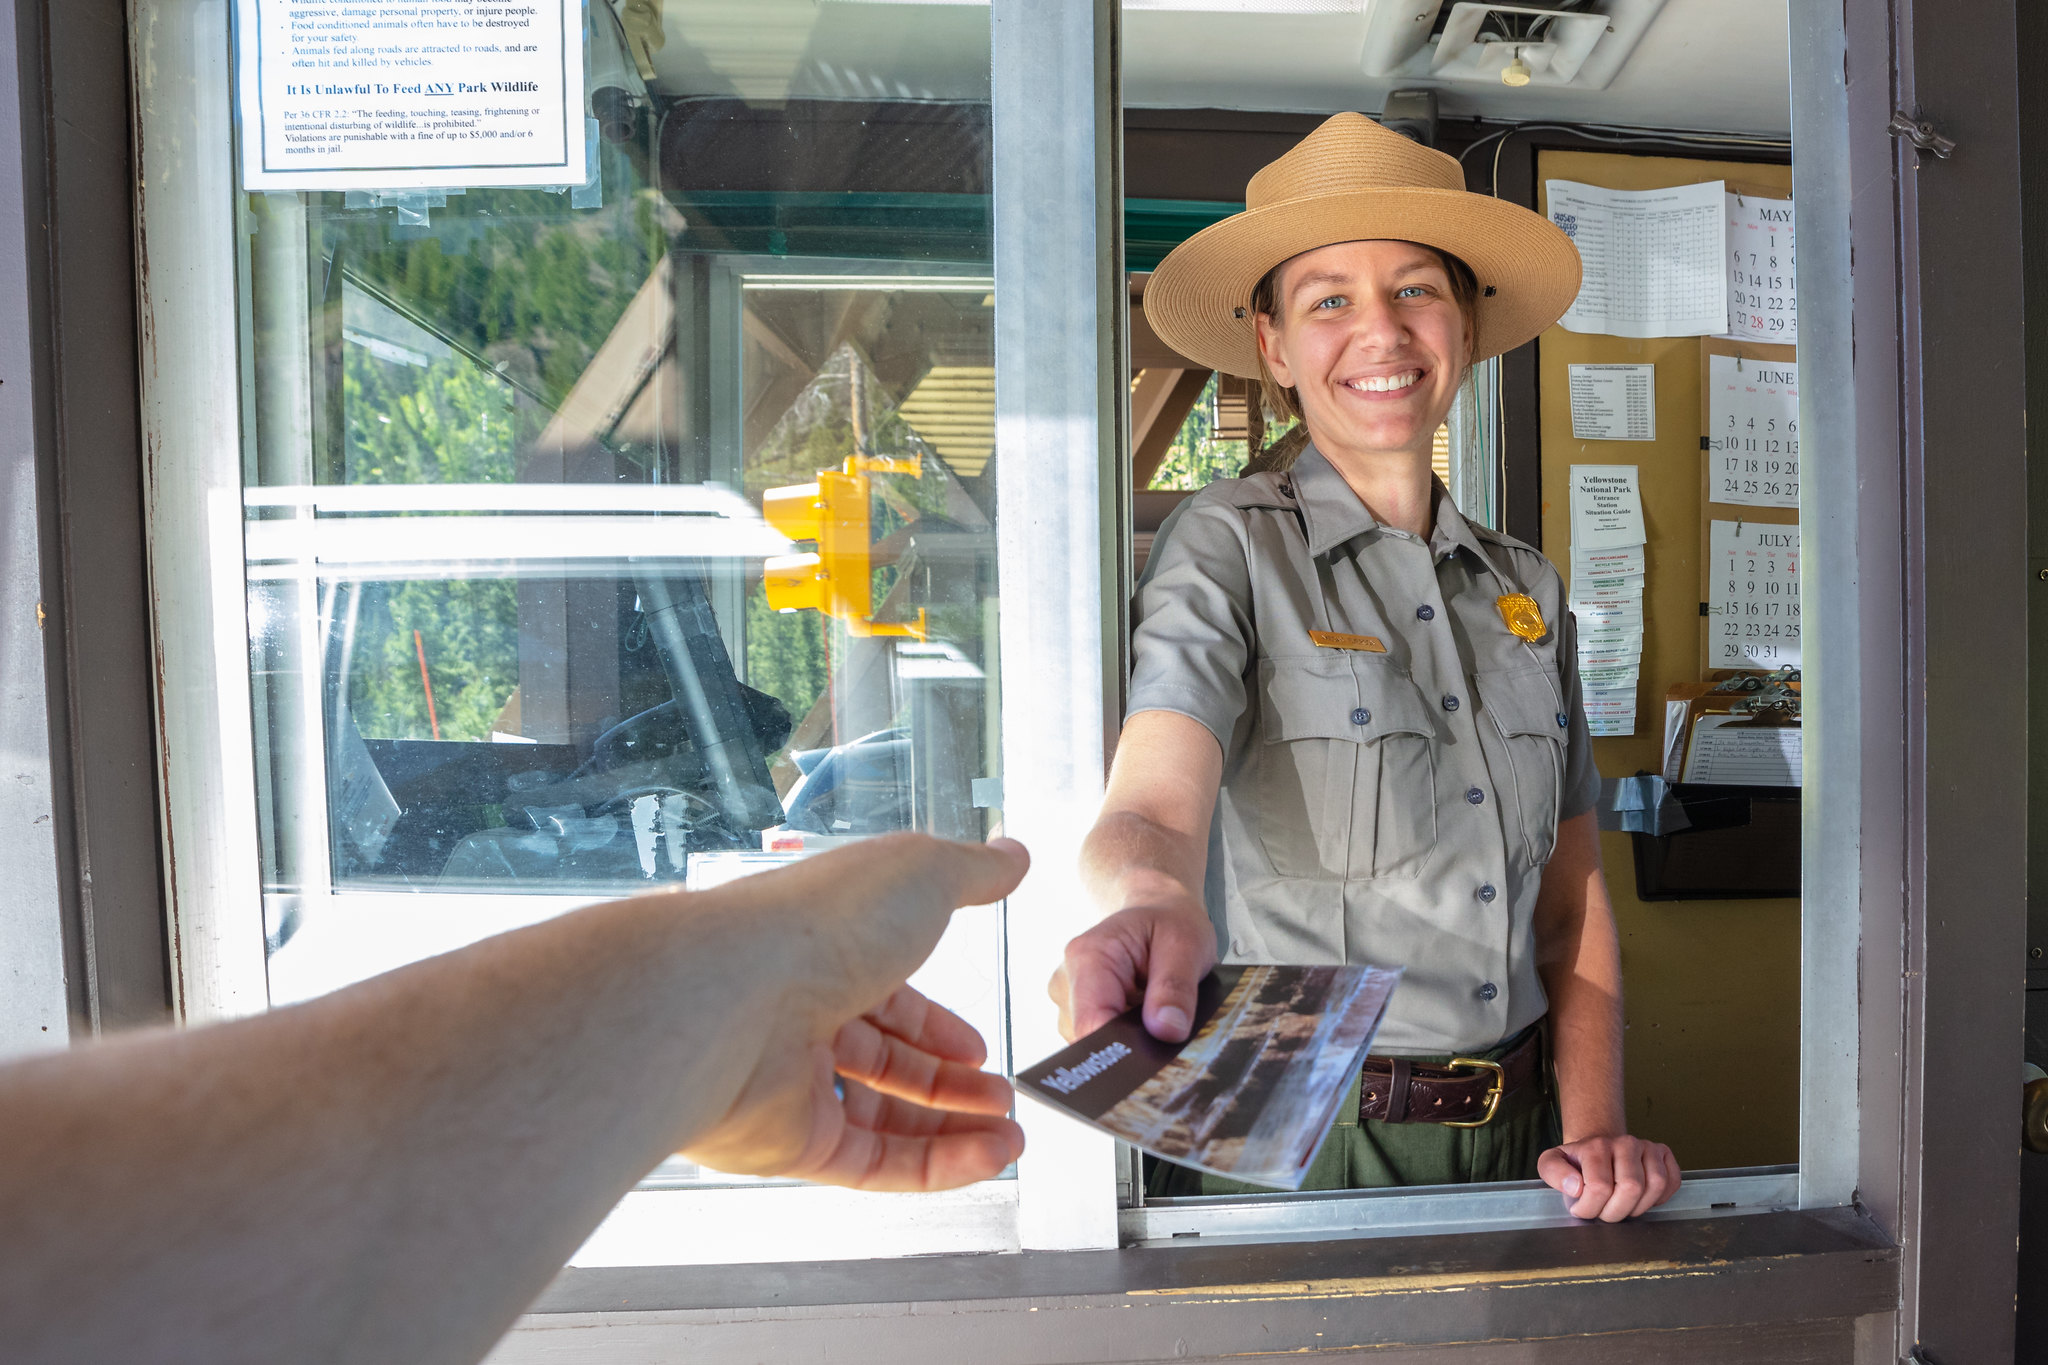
top-left (1050, 899), bottom-right (1218, 1045)
top-left (1538, 1133), bottom-right (1682, 1222)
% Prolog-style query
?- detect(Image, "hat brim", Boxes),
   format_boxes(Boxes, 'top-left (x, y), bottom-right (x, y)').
top-left (1143, 188), bottom-right (1583, 376)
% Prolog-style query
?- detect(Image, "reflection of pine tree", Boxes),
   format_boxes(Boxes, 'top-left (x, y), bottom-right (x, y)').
top-left (323, 175), bottom-right (670, 743)
top-left (745, 587), bottom-right (828, 750)
top-left (345, 351), bottom-right (527, 486)
top-left (333, 183), bottom-right (670, 417)
top-left (347, 579), bottom-right (519, 743)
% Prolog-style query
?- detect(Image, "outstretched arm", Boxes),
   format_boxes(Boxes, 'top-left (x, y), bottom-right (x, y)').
top-left (0, 833), bottom-right (1029, 1365)
top-left (1051, 710), bottom-right (1223, 1043)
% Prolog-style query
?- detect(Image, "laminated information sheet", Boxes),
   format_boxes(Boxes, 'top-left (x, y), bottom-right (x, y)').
top-left (1568, 363), bottom-right (1656, 441)
top-left (1707, 355), bottom-right (1799, 509)
top-left (1708, 520), bottom-right (1801, 670)
top-left (1721, 193), bottom-right (1797, 344)
top-left (235, 0), bottom-right (586, 190)
top-left (1546, 180), bottom-right (1727, 338)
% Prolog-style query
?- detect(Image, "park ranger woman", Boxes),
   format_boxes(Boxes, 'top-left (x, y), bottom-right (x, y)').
top-left (1051, 113), bottom-right (1679, 1220)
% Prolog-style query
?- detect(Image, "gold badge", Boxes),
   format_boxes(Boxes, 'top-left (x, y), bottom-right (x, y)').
top-left (1308, 630), bottom-right (1387, 653)
top-left (1497, 594), bottom-right (1546, 642)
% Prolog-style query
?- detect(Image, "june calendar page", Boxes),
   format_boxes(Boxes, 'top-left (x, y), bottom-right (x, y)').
top-left (1708, 354), bottom-right (1798, 509)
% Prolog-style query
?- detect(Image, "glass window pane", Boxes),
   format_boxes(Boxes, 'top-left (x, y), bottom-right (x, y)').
top-left (237, 4), bottom-right (1004, 1138)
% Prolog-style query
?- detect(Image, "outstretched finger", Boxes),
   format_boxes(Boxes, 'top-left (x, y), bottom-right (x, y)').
top-left (864, 985), bottom-right (986, 1066)
top-left (813, 1078), bottom-right (1025, 1191)
top-left (833, 1015), bottom-right (1012, 1115)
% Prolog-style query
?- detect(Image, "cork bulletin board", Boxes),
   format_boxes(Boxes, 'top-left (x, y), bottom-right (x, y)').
top-left (1535, 148), bottom-right (1797, 1172)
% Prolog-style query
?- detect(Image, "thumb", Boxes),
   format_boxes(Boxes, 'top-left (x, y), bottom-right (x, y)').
top-left (726, 835), bottom-right (1031, 1013)
top-left (1140, 912), bottom-right (1215, 1043)
top-left (1537, 1146), bottom-right (1583, 1199)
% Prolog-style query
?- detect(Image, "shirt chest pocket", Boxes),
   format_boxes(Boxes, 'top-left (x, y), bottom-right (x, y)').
top-left (1252, 655), bottom-right (1440, 881)
top-left (1475, 666), bottom-right (1567, 865)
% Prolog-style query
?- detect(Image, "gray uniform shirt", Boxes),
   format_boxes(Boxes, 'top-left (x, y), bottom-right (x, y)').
top-left (1129, 445), bottom-right (1600, 1056)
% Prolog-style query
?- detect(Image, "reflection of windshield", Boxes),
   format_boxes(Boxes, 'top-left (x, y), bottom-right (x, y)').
top-left (239, 48), bottom-right (1002, 908)
top-left (255, 252), bottom-right (995, 894)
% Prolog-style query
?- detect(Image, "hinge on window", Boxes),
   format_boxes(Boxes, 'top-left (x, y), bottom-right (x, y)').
top-left (1887, 111), bottom-right (1957, 160)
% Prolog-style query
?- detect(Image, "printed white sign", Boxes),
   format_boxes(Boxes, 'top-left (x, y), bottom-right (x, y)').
top-left (1708, 520), bottom-right (1801, 670)
top-left (1567, 466), bottom-right (1647, 738)
top-left (1568, 364), bottom-right (1656, 441)
top-left (236, 0), bottom-right (587, 190)
top-left (1722, 193), bottom-right (1797, 344)
top-left (1707, 355), bottom-right (1799, 510)
top-left (1546, 179), bottom-right (1727, 338)
top-left (1569, 464), bottom-right (1645, 550)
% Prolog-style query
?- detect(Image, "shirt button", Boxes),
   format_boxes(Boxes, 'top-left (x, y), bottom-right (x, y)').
top-left (1477, 884), bottom-right (1497, 903)
top-left (1479, 981), bottom-right (1499, 1002)
top-left (1466, 787), bottom-right (1485, 805)
top-left (1442, 694), bottom-right (1460, 712)
top-left (1416, 604), bottom-right (1436, 621)
top-left (1556, 711), bottom-right (1569, 728)
top-left (1351, 707), bottom-right (1372, 726)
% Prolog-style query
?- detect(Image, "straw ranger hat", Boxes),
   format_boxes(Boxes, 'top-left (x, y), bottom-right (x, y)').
top-left (1145, 112), bottom-right (1582, 376)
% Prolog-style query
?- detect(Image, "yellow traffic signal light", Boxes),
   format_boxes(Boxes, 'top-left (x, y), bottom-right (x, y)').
top-left (762, 456), bottom-right (926, 639)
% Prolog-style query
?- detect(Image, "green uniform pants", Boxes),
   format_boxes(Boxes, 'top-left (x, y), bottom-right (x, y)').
top-left (1146, 1026), bottom-right (1561, 1196)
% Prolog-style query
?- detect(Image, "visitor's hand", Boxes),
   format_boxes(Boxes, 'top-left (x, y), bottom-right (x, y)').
top-left (677, 834), bottom-right (1030, 1191)
top-left (1049, 899), bottom-right (1217, 1044)
top-left (1537, 1134), bottom-right (1681, 1221)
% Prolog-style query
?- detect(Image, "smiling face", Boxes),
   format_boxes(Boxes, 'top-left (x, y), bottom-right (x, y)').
top-left (1253, 239), bottom-right (1474, 468)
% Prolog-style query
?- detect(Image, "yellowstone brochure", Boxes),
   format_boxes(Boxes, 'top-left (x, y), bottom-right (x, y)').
top-left (1015, 964), bottom-right (1402, 1190)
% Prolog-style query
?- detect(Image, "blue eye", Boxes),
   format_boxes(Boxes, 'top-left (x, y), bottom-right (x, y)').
top-left (1396, 285), bottom-right (1430, 299)
top-left (1314, 295), bottom-right (1348, 310)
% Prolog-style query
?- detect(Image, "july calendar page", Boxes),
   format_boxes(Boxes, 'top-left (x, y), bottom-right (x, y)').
top-left (1708, 520), bottom-right (1801, 670)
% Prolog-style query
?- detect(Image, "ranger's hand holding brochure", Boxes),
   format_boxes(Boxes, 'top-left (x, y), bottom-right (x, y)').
top-left (1015, 964), bottom-right (1402, 1190)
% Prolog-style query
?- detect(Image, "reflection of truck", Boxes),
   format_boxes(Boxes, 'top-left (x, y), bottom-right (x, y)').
top-left (250, 483), bottom-right (800, 893)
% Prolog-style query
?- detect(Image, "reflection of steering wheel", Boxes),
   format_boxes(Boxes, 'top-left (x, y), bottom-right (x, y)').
top-left (600, 787), bottom-right (723, 834)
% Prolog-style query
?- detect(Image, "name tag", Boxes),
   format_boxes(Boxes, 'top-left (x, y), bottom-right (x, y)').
top-left (1308, 630), bottom-right (1387, 653)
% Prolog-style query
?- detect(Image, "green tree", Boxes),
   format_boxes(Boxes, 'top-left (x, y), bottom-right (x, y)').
top-left (1149, 373), bottom-right (1247, 490)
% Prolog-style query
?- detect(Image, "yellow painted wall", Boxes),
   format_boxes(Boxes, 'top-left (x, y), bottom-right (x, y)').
top-left (1536, 149), bottom-right (1799, 1171)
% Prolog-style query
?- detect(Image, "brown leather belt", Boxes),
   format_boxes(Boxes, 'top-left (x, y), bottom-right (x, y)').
top-left (1358, 1026), bottom-right (1544, 1128)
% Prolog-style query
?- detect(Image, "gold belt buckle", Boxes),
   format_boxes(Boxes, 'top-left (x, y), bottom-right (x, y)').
top-left (1439, 1057), bottom-right (1506, 1128)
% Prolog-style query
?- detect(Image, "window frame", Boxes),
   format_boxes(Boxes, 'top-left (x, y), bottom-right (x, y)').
top-left (114, 0), bottom-right (2032, 1352)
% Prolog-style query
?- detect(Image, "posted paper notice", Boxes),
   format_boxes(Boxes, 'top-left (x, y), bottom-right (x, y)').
top-left (1568, 364), bottom-right (1656, 441)
top-left (1569, 464), bottom-right (1645, 549)
top-left (1569, 465), bottom-right (1646, 737)
top-left (1708, 355), bottom-right (1799, 509)
top-left (1546, 179), bottom-right (1727, 338)
top-left (235, 0), bottom-right (586, 190)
